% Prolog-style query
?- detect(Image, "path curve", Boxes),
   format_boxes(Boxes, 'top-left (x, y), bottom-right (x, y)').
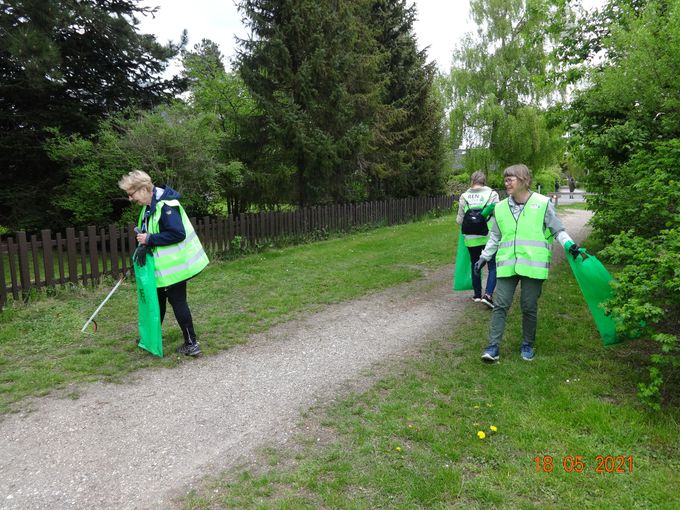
top-left (0, 210), bottom-right (591, 510)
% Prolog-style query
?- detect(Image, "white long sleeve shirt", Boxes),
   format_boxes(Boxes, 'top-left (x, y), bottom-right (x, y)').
top-left (480, 192), bottom-right (573, 262)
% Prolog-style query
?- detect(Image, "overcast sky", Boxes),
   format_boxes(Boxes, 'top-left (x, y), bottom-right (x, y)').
top-left (138, 0), bottom-right (605, 73)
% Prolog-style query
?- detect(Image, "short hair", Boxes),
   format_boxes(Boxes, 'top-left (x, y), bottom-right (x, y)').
top-left (470, 171), bottom-right (486, 186)
top-left (118, 170), bottom-right (153, 194)
top-left (503, 164), bottom-right (531, 187)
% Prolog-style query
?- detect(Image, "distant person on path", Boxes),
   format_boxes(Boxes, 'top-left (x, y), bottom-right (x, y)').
top-left (568, 176), bottom-right (576, 199)
top-left (554, 179), bottom-right (560, 193)
top-left (473, 164), bottom-right (581, 362)
top-left (456, 171), bottom-right (499, 308)
top-left (119, 170), bottom-right (209, 356)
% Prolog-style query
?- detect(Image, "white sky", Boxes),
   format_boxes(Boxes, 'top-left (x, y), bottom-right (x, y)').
top-left (136, 1), bottom-right (480, 72)
top-left (138, 0), bottom-right (605, 73)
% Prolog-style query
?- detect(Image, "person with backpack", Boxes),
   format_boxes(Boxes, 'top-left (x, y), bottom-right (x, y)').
top-left (473, 164), bottom-right (582, 363)
top-left (456, 171), bottom-right (499, 308)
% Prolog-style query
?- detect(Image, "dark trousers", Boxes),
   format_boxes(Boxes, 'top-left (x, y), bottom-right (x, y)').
top-left (157, 280), bottom-right (196, 343)
top-left (468, 245), bottom-right (497, 298)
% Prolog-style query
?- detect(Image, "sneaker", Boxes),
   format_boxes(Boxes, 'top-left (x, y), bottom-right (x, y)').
top-left (481, 294), bottom-right (495, 309)
top-left (520, 344), bottom-right (535, 361)
top-left (472, 296), bottom-right (482, 303)
top-left (481, 346), bottom-right (499, 363)
top-left (176, 342), bottom-right (201, 356)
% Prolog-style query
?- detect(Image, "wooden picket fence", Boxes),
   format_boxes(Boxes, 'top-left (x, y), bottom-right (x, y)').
top-left (0, 195), bottom-right (455, 310)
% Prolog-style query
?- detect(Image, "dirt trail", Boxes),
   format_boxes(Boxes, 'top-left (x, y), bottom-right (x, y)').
top-left (0, 210), bottom-right (591, 510)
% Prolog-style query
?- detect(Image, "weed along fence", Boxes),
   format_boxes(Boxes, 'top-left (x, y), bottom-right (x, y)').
top-left (0, 195), bottom-right (455, 311)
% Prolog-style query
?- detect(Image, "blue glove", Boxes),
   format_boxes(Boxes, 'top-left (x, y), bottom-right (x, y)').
top-left (473, 258), bottom-right (486, 275)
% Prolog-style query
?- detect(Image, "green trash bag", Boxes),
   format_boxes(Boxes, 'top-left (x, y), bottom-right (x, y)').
top-left (133, 247), bottom-right (163, 357)
top-left (565, 242), bottom-right (619, 346)
top-left (453, 231), bottom-right (473, 291)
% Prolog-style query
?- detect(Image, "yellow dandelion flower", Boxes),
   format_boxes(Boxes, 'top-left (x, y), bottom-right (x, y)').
top-left (477, 431), bottom-right (486, 439)
top-left (473, 405), bottom-right (480, 409)
top-left (490, 425), bottom-right (498, 432)
top-left (395, 446), bottom-right (402, 452)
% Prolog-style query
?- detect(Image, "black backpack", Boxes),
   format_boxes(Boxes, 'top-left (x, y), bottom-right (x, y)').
top-left (461, 195), bottom-right (491, 236)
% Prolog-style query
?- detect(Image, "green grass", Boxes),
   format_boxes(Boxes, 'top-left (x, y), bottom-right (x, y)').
top-left (0, 213), bottom-right (455, 413)
top-left (557, 201), bottom-right (590, 211)
top-left (179, 249), bottom-right (680, 509)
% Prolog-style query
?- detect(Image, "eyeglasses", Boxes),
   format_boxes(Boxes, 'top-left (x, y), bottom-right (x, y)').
top-left (127, 189), bottom-right (139, 198)
top-left (504, 177), bottom-right (518, 183)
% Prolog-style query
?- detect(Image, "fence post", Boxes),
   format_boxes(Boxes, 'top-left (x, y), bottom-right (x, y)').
top-left (56, 233), bottom-right (65, 284)
top-left (109, 224), bottom-right (119, 279)
top-left (79, 230), bottom-right (88, 286)
top-left (30, 234), bottom-right (41, 290)
top-left (41, 229), bottom-right (55, 287)
top-left (87, 225), bottom-right (99, 285)
top-left (0, 244), bottom-right (6, 310)
top-left (66, 228), bottom-right (78, 286)
top-left (99, 227), bottom-right (108, 275)
top-left (7, 238), bottom-right (19, 300)
top-left (16, 232), bottom-right (31, 295)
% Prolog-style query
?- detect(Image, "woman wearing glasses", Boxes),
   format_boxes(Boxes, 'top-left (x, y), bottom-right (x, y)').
top-left (118, 170), bottom-right (209, 356)
top-left (473, 164), bottom-right (581, 363)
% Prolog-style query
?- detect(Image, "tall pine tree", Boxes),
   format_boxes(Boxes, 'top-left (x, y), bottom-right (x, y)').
top-left (237, 0), bottom-right (382, 205)
top-left (365, 0), bottom-right (445, 199)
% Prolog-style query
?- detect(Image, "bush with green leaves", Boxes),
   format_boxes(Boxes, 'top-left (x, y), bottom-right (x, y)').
top-left (596, 140), bottom-right (680, 408)
top-left (46, 104), bottom-right (225, 226)
top-left (601, 227), bottom-right (680, 409)
top-left (588, 140), bottom-right (680, 242)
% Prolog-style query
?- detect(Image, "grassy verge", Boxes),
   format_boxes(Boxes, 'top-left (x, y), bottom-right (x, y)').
top-left (181, 259), bottom-right (680, 508)
top-left (0, 213), bottom-right (455, 413)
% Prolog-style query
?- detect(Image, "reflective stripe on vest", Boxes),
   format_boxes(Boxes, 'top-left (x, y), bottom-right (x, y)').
top-left (462, 188), bottom-right (493, 247)
top-left (464, 233), bottom-right (488, 247)
top-left (494, 193), bottom-right (553, 279)
top-left (139, 200), bottom-right (209, 287)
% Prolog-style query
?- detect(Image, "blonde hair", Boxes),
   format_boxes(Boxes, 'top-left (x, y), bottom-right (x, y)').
top-left (470, 171), bottom-right (486, 186)
top-left (503, 164), bottom-right (531, 187)
top-left (118, 170), bottom-right (153, 194)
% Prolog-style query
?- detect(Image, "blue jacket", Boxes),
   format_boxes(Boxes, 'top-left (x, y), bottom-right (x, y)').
top-left (142, 186), bottom-right (186, 247)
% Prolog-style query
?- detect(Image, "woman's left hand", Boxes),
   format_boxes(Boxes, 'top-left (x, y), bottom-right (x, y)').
top-left (136, 233), bottom-right (149, 245)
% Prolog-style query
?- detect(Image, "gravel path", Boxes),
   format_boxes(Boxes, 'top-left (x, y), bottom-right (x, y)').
top-left (0, 210), bottom-right (592, 510)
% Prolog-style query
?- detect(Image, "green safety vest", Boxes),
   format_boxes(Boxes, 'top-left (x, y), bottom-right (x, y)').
top-left (494, 193), bottom-right (553, 279)
top-left (138, 200), bottom-right (209, 288)
top-left (462, 187), bottom-right (493, 247)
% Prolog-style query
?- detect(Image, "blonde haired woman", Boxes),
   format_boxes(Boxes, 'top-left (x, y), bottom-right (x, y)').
top-left (118, 170), bottom-right (209, 356)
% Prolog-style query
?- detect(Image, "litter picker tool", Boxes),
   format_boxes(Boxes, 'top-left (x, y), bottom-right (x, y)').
top-left (81, 270), bottom-right (130, 333)
top-left (80, 227), bottom-right (142, 333)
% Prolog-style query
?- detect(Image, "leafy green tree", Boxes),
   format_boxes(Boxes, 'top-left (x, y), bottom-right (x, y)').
top-left (567, 0), bottom-right (680, 231)
top-left (563, 0), bottom-right (680, 407)
top-left (550, 0), bottom-right (652, 85)
top-left (237, 0), bottom-right (382, 206)
top-left (446, 0), bottom-right (566, 176)
top-left (0, 0), bottom-right (185, 230)
top-left (182, 39), bottom-right (294, 214)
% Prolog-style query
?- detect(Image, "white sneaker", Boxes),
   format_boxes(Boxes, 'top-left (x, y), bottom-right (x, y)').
top-left (481, 294), bottom-right (494, 309)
